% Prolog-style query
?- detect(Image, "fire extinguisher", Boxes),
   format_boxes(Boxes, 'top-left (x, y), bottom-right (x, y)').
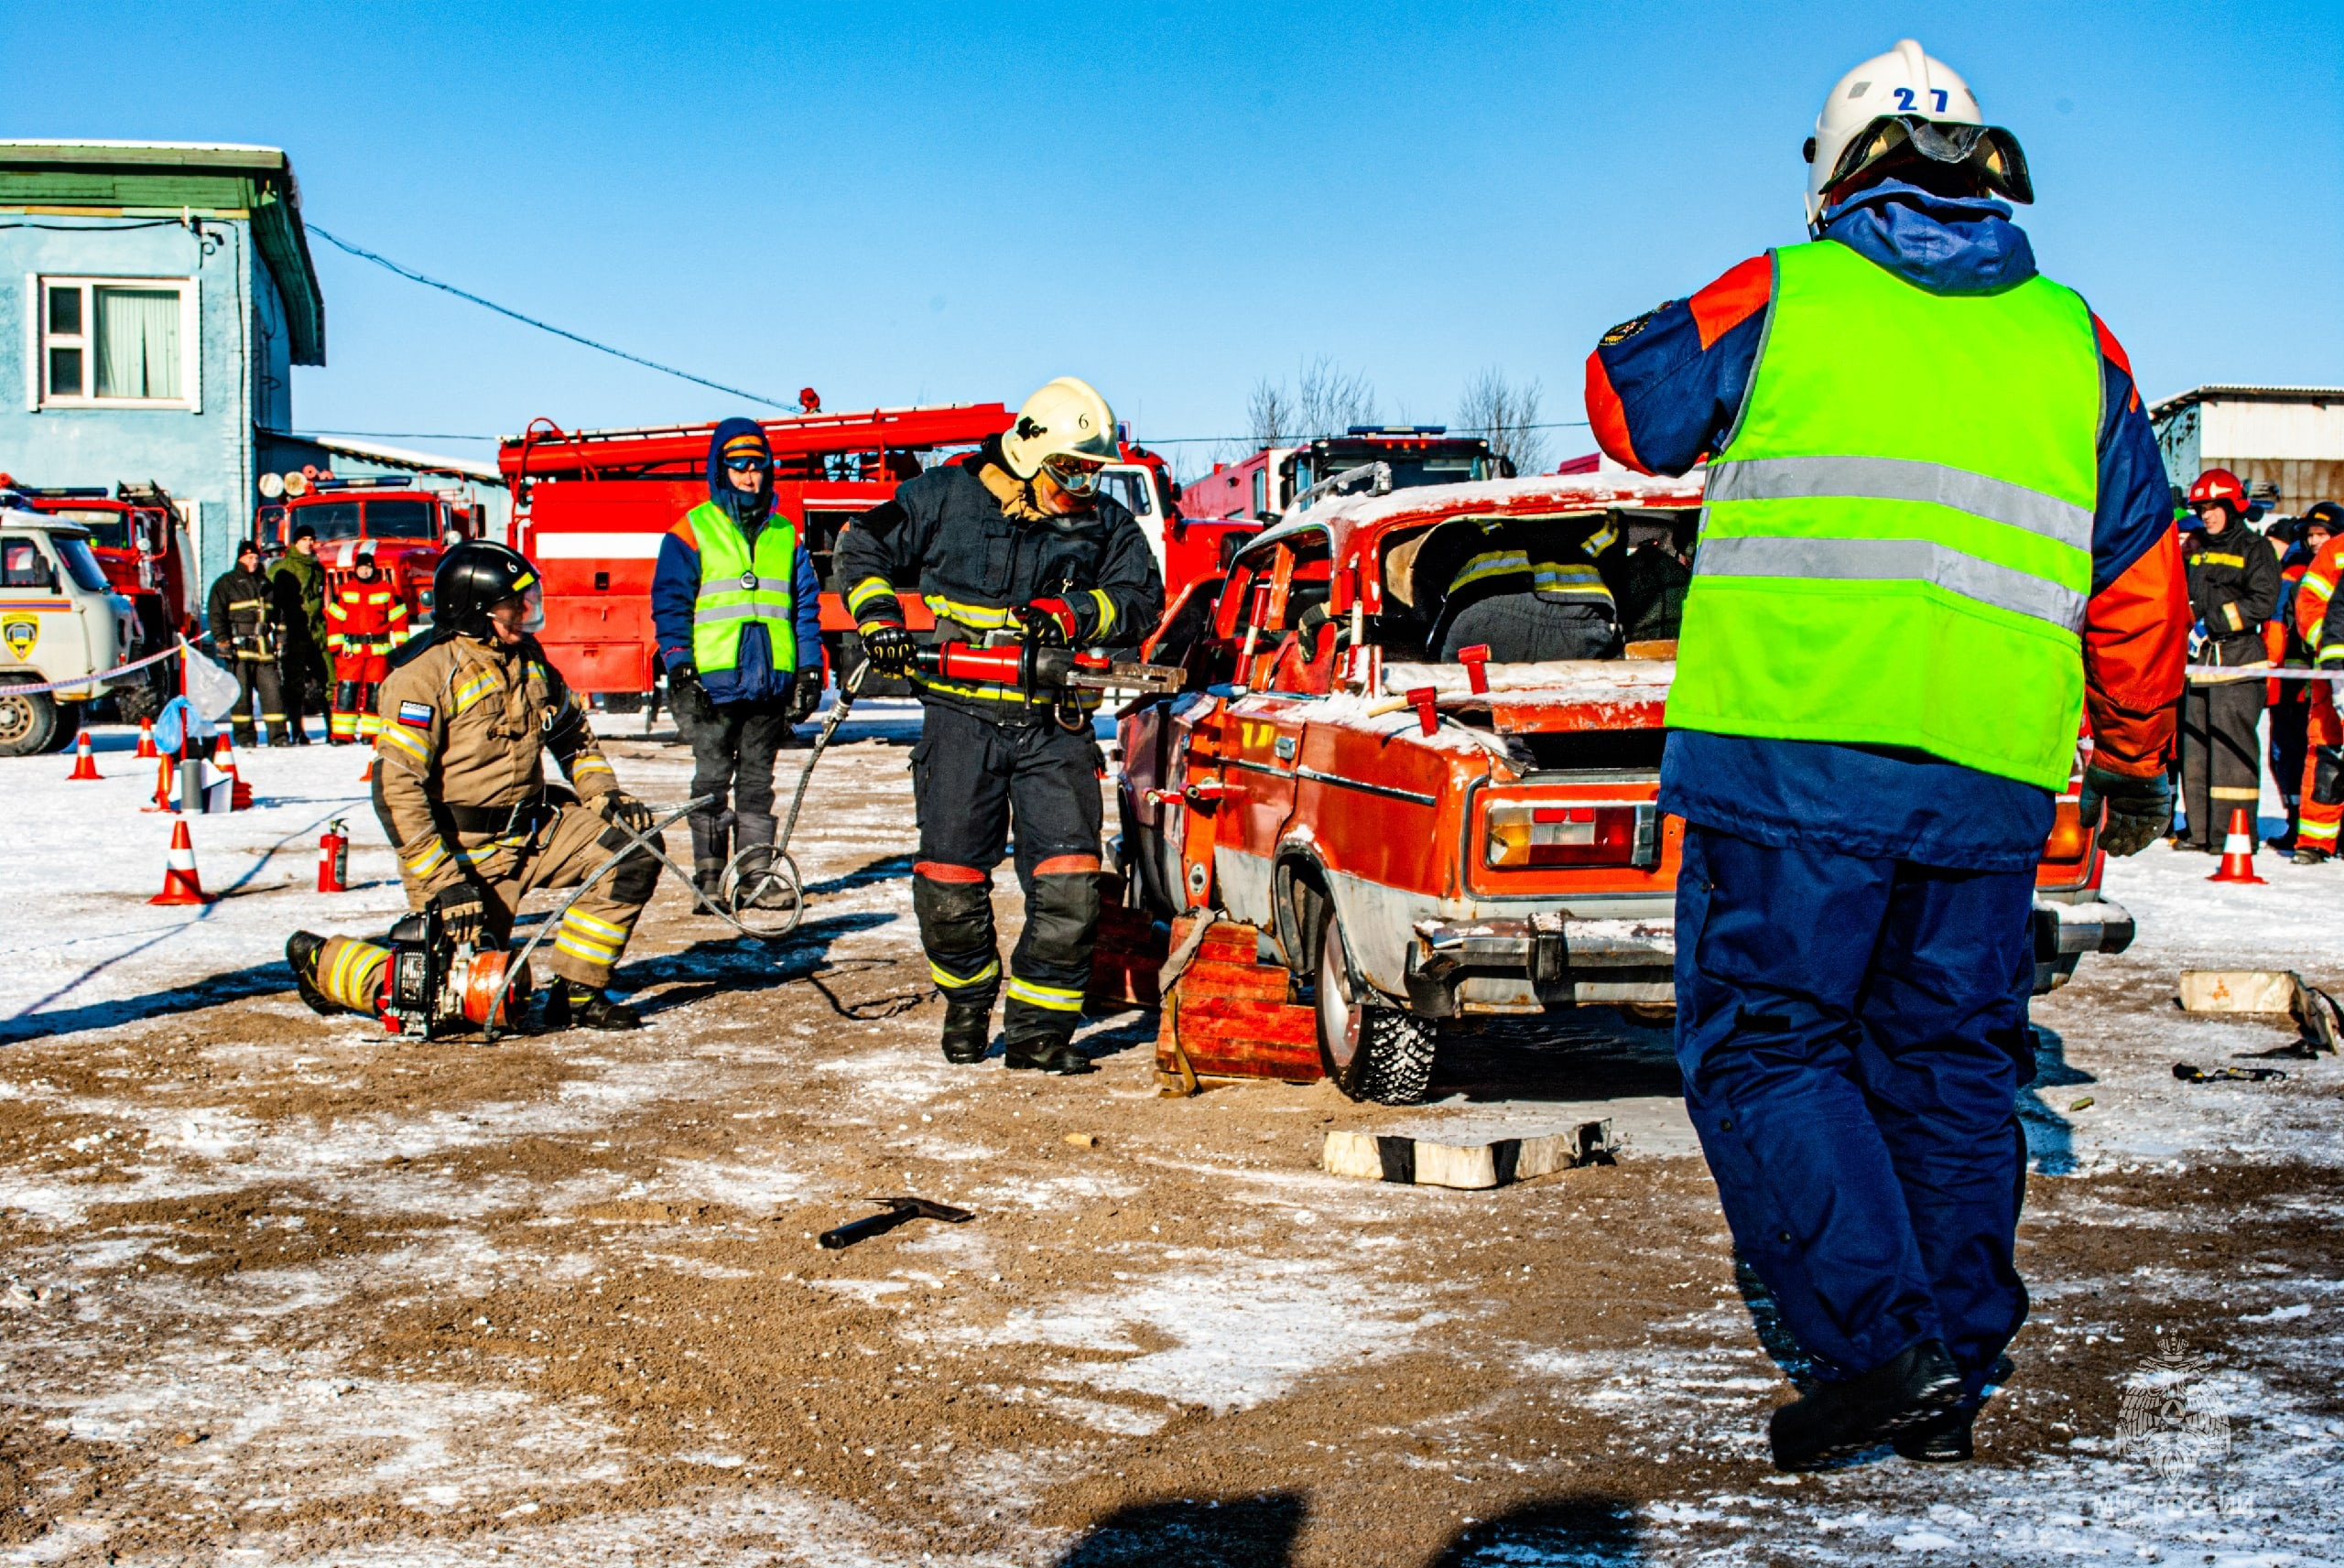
top-left (319, 819), bottom-right (350, 892)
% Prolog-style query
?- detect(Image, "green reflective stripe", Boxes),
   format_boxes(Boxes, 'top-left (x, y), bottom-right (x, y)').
top-left (847, 576), bottom-right (896, 613)
top-left (1531, 563), bottom-right (1611, 598)
top-left (925, 594), bottom-right (1015, 629)
top-left (685, 502), bottom-right (798, 676)
top-left (1695, 535), bottom-right (2087, 632)
top-left (1453, 550), bottom-right (1533, 589)
top-left (1005, 977), bottom-right (1085, 1011)
top-left (930, 957), bottom-right (1000, 990)
top-left (1706, 455), bottom-right (2092, 550)
top-left (1668, 239), bottom-right (2101, 790)
top-left (1455, 551), bottom-right (1612, 599)
top-left (1087, 589), bottom-right (1116, 638)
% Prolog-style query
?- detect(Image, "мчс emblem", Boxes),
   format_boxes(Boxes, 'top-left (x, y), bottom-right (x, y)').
top-left (2115, 1348), bottom-right (2230, 1482)
top-left (2, 620), bottom-right (37, 660)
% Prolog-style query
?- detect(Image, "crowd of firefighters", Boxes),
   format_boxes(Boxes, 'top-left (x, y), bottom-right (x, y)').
top-left (146, 29), bottom-right (2341, 1477)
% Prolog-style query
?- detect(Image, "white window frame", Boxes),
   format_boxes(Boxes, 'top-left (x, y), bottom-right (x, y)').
top-left (30, 275), bottom-right (201, 412)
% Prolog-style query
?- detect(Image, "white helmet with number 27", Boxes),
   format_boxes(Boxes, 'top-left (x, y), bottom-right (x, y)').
top-left (1804, 38), bottom-right (2033, 232)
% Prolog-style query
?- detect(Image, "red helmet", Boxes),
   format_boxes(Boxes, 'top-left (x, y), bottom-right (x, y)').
top-left (2187, 468), bottom-right (2249, 514)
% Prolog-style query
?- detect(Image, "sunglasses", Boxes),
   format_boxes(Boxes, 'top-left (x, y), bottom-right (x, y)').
top-left (722, 454), bottom-right (771, 473)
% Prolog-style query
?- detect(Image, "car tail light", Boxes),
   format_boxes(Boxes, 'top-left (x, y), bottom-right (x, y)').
top-left (2042, 796), bottom-right (2092, 863)
top-left (1485, 801), bottom-right (1656, 869)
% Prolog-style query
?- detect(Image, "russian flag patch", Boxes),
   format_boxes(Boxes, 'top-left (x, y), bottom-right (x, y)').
top-left (396, 700), bottom-right (435, 730)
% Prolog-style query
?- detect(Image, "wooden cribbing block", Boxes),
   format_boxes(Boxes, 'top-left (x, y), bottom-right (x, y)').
top-left (1157, 995), bottom-right (1321, 1081)
top-left (1321, 1119), bottom-right (1615, 1189)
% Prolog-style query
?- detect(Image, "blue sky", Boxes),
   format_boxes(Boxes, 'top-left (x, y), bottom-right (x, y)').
top-left (7, 0), bottom-right (2339, 475)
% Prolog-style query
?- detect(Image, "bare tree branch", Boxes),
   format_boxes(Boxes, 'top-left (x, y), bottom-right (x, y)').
top-left (1246, 377), bottom-right (1290, 449)
top-left (1456, 368), bottom-right (1549, 474)
top-left (1297, 355), bottom-right (1379, 440)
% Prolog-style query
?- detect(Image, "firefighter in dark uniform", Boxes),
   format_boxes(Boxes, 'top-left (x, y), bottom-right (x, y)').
top-left (2178, 468), bottom-right (2282, 849)
top-left (205, 539), bottom-right (288, 746)
top-left (1420, 515), bottom-right (1623, 662)
top-left (833, 378), bottom-right (1165, 1073)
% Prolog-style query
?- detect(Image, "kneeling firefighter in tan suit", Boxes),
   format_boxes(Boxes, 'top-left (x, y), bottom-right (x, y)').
top-left (285, 541), bottom-right (664, 1033)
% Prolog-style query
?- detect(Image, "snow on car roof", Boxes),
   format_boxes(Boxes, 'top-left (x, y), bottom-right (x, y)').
top-left (1245, 470), bottom-right (1707, 562)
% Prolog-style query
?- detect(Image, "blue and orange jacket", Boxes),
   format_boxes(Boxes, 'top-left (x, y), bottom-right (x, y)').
top-left (649, 418), bottom-right (825, 707)
top-left (1584, 179), bottom-right (2190, 870)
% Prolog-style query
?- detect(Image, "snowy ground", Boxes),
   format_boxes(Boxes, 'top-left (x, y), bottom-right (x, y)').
top-left (0, 713), bottom-right (2338, 1565)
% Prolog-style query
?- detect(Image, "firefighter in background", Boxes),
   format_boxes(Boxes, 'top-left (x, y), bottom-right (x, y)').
top-left (204, 539), bottom-right (289, 746)
top-left (2293, 503), bottom-right (2344, 864)
top-left (2266, 514), bottom-right (2314, 850)
top-left (287, 542), bottom-right (663, 1032)
top-left (268, 524), bottom-right (328, 744)
top-left (1419, 515), bottom-right (1622, 661)
top-left (2176, 469), bottom-right (2281, 850)
top-left (1584, 39), bottom-right (2187, 1468)
top-left (649, 419), bottom-right (824, 904)
top-left (325, 542), bottom-right (410, 744)
top-left (834, 378), bottom-right (1164, 1074)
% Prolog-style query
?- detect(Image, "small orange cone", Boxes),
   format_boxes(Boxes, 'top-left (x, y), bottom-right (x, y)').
top-left (66, 730), bottom-right (102, 781)
top-left (135, 717), bottom-right (159, 759)
top-left (358, 753), bottom-right (373, 784)
top-left (213, 734), bottom-right (252, 811)
top-left (148, 820), bottom-right (213, 905)
top-left (2208, 806), bottom-right (2268, 884)
top-left (144, 751), bottom-right (179, 813)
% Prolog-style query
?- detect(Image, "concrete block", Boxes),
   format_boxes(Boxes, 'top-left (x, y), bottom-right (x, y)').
top-left (1321, 1119), bottom-right (1614, 1189)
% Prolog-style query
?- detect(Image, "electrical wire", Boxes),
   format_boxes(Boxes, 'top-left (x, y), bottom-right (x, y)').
top-left (306, 224), bottom-right (797, 411)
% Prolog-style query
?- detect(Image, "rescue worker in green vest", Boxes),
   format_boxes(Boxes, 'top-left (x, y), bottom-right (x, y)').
top-left (650, 420), bottom-right (825, 906)
top-left (1585, 39), bottom-right (2190, 1469)
top-left (267, 524), bottom-right (328, 743)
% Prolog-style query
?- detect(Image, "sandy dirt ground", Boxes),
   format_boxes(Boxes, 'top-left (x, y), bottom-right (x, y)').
top-left (1, 711), bottom-right (2339, 1565)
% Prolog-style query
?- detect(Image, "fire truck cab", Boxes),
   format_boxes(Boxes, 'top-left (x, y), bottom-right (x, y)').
top-left (1178, 427), bottom-right (1511, 524)
top-left (5, 480), bottom-right (193, 719)
top-left (255, 475), bottom-right (481, 627)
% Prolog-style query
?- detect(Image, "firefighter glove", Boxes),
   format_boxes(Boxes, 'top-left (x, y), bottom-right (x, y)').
top-left (2078, 762), bottom-right (2173, 859)
top-left (431, 883), bottom-right (488, 946)
top-left (1016, 598), bottom-right (1078, 647)
top-left (666, 658), bottom-right (696, 687)
top-left (788, 668), bottom-right (824, 723)
top-left (863, 624), bottom-right (917, 676)
top-left (599, 791), bottom-right (660, 836)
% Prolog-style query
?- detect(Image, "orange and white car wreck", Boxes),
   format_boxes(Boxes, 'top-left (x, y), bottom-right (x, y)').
top-left (1111, 472), bottom-right (2135, 1104)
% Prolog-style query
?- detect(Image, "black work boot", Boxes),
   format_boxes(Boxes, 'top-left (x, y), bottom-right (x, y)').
top-left (1768, 1338), bottom-right (1962, 1472)
top-left (541, 982), bottom-right (641, 1033)
top-left (1893, 1400), bottom-right (1978, 1462)
top-left (691, 859), bottom-right (727, 912)
top-left (2295, 846), bottom-right (2330, 866)
top-left (286, 931), bottom-right (336, 1016)
top-left (1004, 1031), bottom-right (1095, 1076)
top-left (732, 814), bottom-right (793, 910)
top-left (940, 998), bottom-right (993, 1065)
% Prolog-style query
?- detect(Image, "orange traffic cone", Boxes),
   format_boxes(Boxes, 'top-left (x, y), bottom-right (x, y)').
top-left (358, 753), bottom-right (373, 784)
top-left (148, 820), bottom-right (213, 905)
top-left (2208, 806), bottom-right (2267, 884)
top-left (66, 730), bottom-right (102, 781)
top-left (135, 717), bottom-right (159, 759)
top-left (213, 735), bottom-right (252, 811)
top-left (144, 751), bottom-right (179, 813)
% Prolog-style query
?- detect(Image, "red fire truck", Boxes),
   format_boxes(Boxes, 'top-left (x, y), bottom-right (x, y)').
top-left (1179, 427), bottom-right (1511, 524)
top-left (254, 475), bottom-right (484, 624)
top-left (5, 480), bottom-right (195, 719)
top-left (1097, 442), bottom-right (1264, 593)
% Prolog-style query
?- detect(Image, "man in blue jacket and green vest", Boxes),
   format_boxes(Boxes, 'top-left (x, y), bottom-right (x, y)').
top-left (1585, 40), bottom-right (2189, 1470)
top-left (652, 420), bottom-right (825, 907)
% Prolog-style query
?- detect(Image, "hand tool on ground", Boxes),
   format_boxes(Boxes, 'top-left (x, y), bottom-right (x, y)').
top-left (2173, 1062), bottom-right (2289, 1084)
top-left (817, 1196), bottom-right (975, 1250)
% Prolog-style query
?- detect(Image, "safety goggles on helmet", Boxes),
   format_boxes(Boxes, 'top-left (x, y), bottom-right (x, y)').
top-left (1824, 114), bottom-right (2033, 205)
top-left (1040, 453), bottom-right (1108, 497)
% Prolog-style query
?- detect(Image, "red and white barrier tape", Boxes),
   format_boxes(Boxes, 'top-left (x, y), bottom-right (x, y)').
top-left (0, 640), bottom-right (185, 698)
top-left (2187, 665), bottom-right (2343, 682)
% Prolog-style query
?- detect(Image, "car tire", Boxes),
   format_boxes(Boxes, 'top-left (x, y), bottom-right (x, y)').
top-left (1311, 900), bottom-right (1436, 1105)
top-left (0, 678), bottom-right (63, 758)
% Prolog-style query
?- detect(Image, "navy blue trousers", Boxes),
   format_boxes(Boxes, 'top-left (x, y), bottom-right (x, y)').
top-left (1675, 824), bottom-right (2035, 1389)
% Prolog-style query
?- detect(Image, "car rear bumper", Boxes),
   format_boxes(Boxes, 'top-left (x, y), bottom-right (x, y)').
top-left (1402, 894), bottom-right (2136, 1015)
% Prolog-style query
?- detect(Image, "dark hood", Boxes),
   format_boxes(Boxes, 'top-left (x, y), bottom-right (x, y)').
top-left (1818, 177), bottom-right (2037, 297)
top-left (707, 416), bottom-right (774, 532)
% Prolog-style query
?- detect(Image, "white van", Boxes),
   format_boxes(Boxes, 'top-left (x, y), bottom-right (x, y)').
top-left (0, 509), bottom-right (139, 757)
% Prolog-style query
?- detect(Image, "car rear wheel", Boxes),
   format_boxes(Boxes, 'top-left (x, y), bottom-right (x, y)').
top-left (1311, 901), bottom-right (1437, 1105)
top-left (0, 678), bottom-right (65, 758)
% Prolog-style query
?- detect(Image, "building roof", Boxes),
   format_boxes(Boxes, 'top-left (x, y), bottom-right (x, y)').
top-left (2149, 384), bottom-right (2344, 423)
top-left (0, 140), bottom-right (325, 366)
top-left (279, 432), bottom-right (500, 486)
